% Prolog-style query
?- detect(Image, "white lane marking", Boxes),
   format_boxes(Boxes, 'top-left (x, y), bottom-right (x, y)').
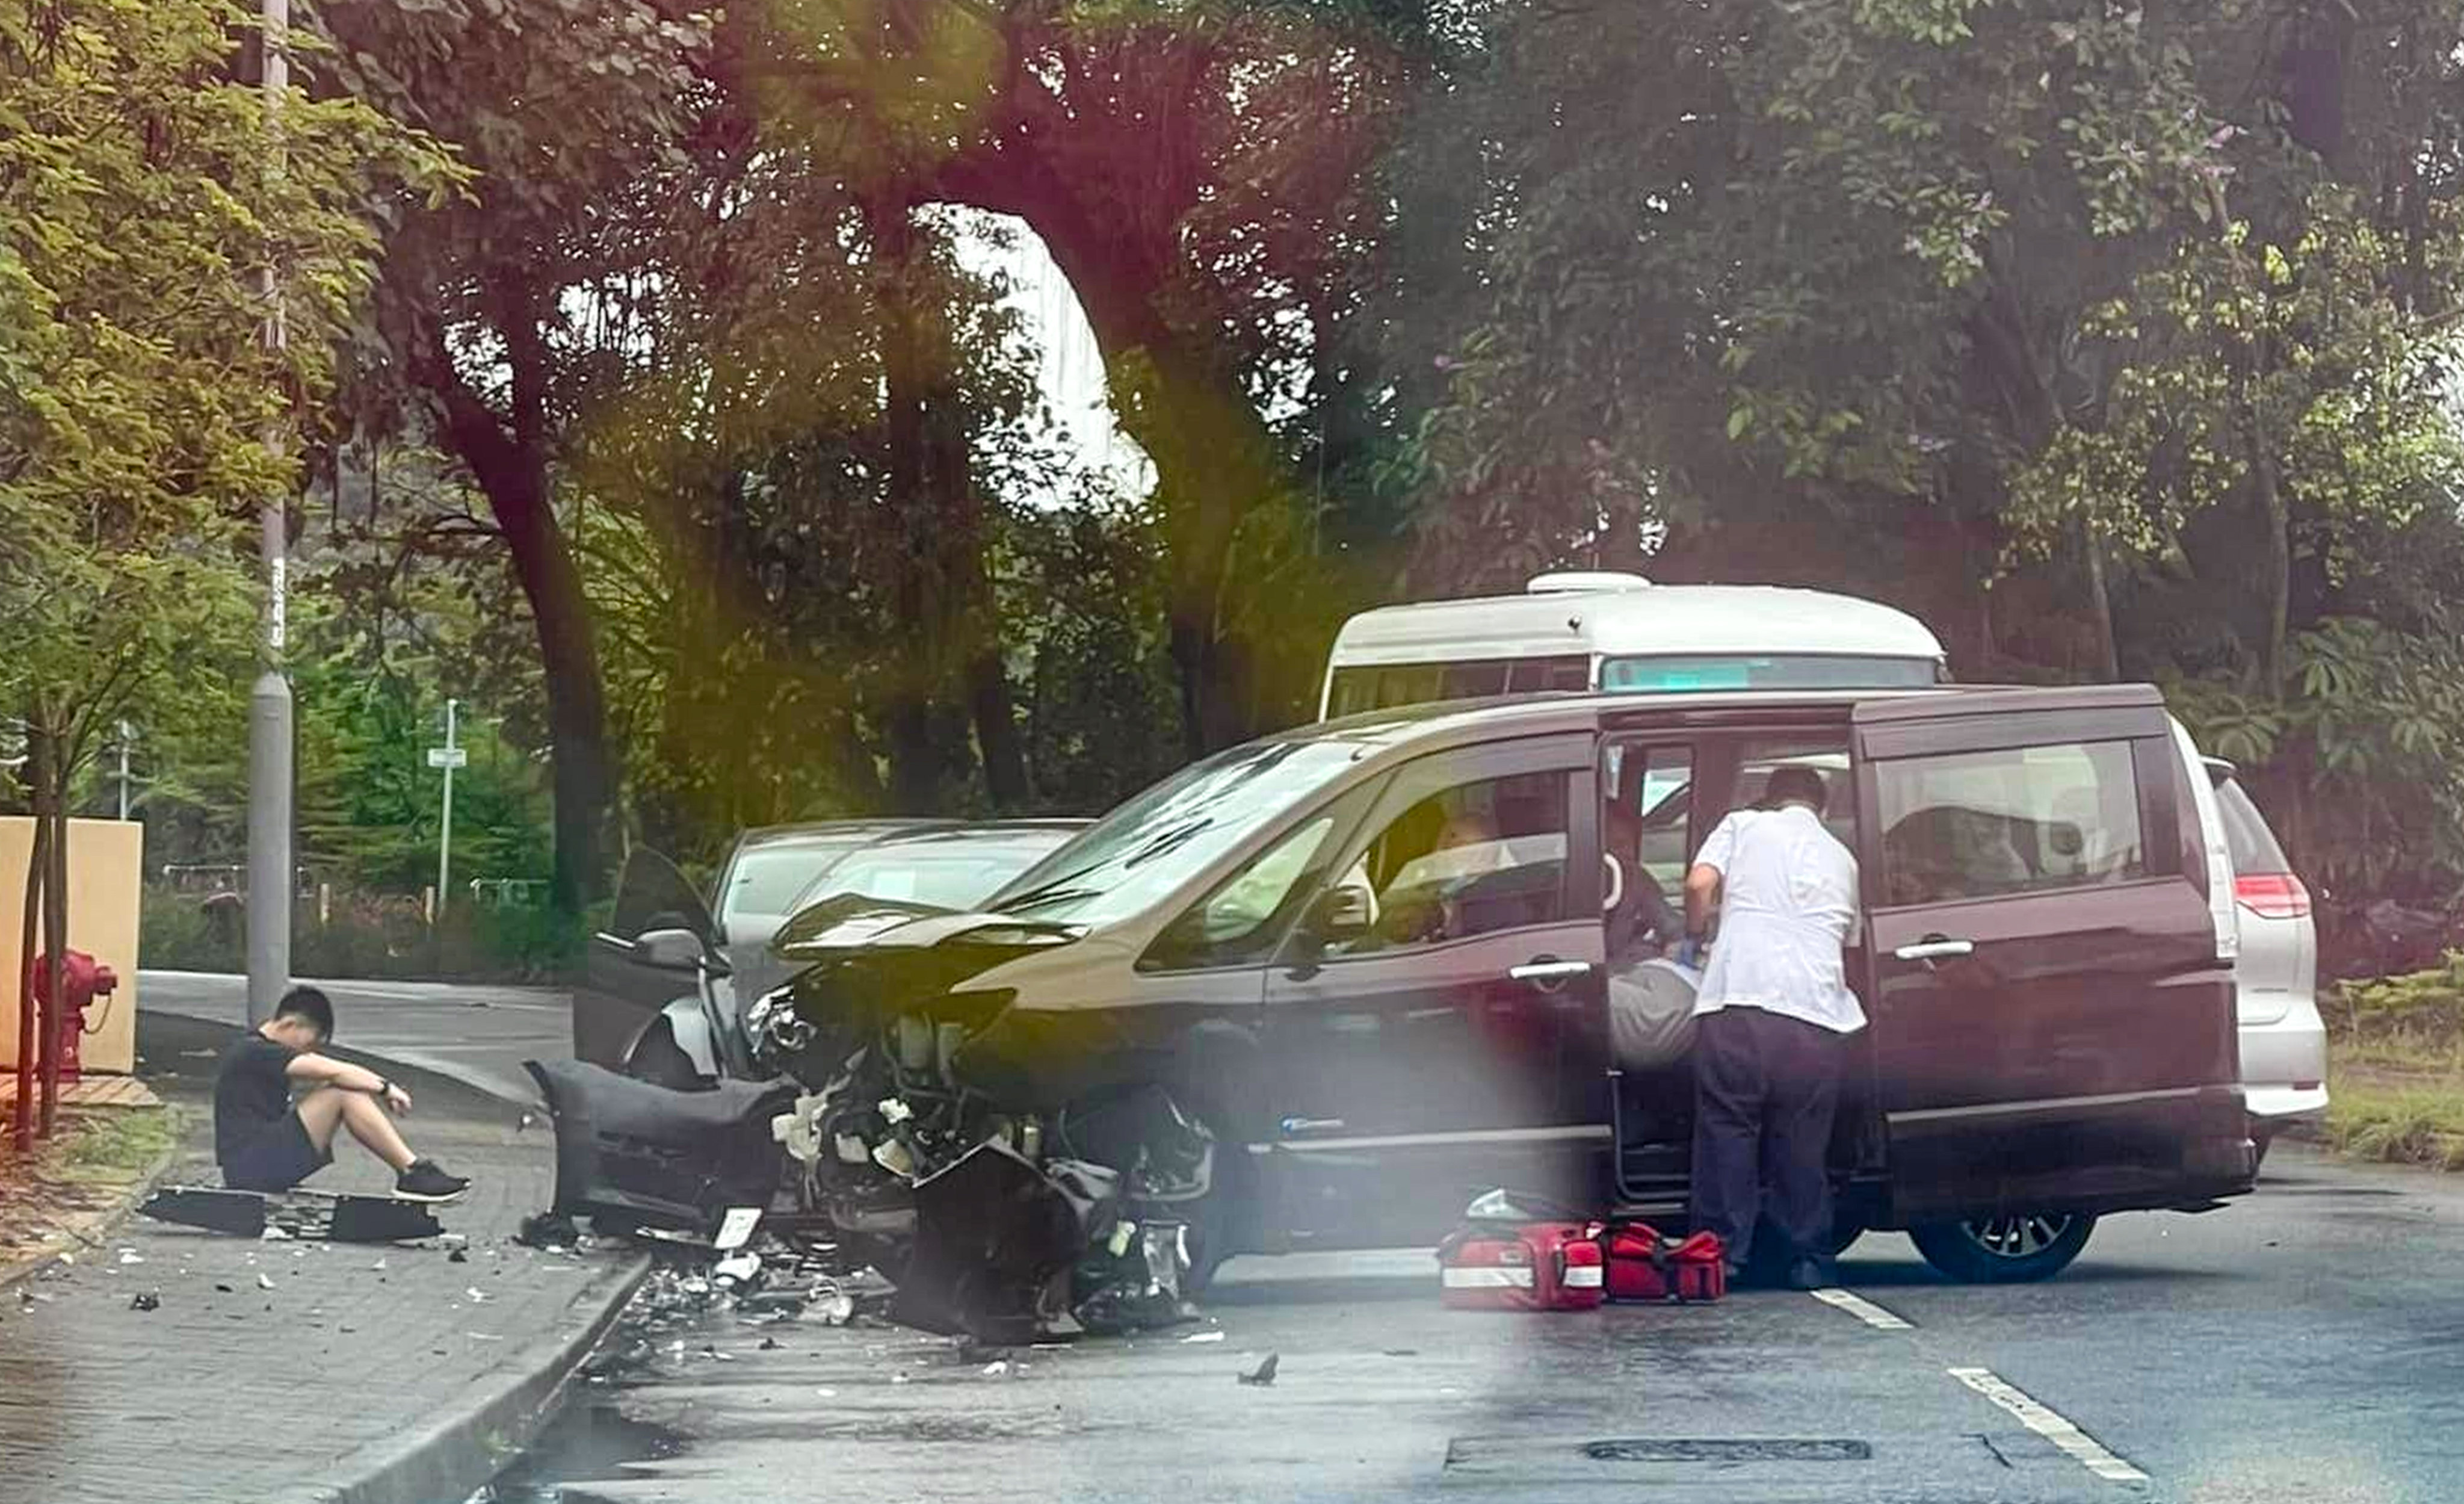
top-left (1808, 1287), bottom-right (1913, 1330)
top-left (1949, 1366), bottom-right (2150, 1484)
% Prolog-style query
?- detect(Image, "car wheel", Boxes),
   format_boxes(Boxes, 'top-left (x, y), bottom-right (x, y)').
top-left (1156, 1089), bottom-right (1250, 1296)
top-left (1068, 1080), bottom-right (1252, 1296)
top-left (1910, 1212), bottom-right (2095, 1283)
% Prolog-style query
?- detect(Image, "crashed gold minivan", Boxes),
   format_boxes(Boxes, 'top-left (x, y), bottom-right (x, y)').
top-left (539, 684), bottom-right (2256, 1295)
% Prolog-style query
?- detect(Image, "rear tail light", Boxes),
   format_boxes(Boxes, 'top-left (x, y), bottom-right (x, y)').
top-left (2234, 872), bottom-right (2311, 920)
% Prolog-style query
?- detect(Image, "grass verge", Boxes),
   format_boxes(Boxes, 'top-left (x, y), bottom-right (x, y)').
top-left (0, 1103), bottom-right (179, 1283)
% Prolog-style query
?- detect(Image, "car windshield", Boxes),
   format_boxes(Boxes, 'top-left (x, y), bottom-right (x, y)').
top-left (788, 836), bottom-right (1074, 914)
top-left (720, 844), bottom-right (856, 922)
top-left (987, 739), bottom-right (1368, 927)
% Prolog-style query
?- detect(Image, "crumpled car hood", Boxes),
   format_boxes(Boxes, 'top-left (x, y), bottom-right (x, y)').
top-left (775, 906), bottom-right (1085, 1032)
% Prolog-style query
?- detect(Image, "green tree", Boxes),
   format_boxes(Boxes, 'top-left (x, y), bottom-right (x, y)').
top-left (0, 0), bottom-right (449, 1137)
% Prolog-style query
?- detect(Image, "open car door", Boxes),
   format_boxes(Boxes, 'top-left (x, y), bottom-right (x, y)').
top-left (572, 849), bottom-right (724, 1071)
top-left (1851, 685), bottom-right (2250, 1223)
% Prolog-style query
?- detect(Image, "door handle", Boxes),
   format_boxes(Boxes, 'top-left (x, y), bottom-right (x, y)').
top-left (1892, 938), bottom-right (1975, 963)
top-left (1509, 959), bottom-right (1595, 984)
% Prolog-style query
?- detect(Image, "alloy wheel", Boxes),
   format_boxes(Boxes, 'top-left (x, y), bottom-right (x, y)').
top-left (1964, 1212), bottom-right (2075, 1260)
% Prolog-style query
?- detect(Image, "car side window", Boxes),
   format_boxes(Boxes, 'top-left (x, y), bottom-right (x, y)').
top-left (1145, 811), bottom-right (1348, 971)
top-left (1324, 770), bottom-right (1570, 956)
top-left (1875, 740), bottom-right (2147, 907)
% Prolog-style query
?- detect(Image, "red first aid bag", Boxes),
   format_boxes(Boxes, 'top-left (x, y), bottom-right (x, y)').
top-left (1605, 1222), bottom-right (1727, 1303)
top-left (1437, 1221), bottom-right (1607, 1311)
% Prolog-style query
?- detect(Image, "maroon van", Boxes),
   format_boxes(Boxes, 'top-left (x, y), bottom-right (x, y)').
top-left (554, 683), bottom-right (2256, 1287)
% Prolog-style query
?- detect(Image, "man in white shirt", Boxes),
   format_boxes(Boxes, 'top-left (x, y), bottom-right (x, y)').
top-left (1682, 765), bottom-right (1863, 1289)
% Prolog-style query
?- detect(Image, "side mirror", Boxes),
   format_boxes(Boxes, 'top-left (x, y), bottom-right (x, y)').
top-left (635, 926), bottom-right (724, 975)
top-left (1311, 886), bottom-right (1374, 943)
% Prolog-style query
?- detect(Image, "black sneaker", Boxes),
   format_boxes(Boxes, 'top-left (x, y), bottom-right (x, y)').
top-left (395, 1159), bottom-right (471, 1202)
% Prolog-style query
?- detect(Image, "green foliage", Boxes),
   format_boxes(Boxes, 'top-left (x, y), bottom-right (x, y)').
top-left (0, 0), bottom-right (456, 791)
top-left (2333, 953), bottom-right (2464, 1043)
top-left (138, 882), bottom-right (573, 982)
top-left (2169, 618), bottom-right (2464, 897)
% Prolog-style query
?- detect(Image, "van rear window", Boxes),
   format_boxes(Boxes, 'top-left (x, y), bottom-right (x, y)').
top-left (1600, 654), bottom-right (1939, 692)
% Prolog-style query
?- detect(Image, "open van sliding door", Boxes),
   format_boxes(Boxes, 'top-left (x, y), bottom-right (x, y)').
top-left (1850, 686), bottom-right (2252, 1224)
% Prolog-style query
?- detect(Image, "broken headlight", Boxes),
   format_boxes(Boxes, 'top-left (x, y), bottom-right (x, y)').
top-left (746, 985), bottom-right (814, 1063)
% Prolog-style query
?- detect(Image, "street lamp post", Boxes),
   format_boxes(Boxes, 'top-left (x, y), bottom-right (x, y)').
top-left (244, 0), bottom-right (293, 1027)
top-left (428, 699), bottom-right (464, 922)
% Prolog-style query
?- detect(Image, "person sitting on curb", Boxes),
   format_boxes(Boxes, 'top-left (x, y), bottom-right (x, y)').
top-left (212, 985), bottom-right (471, 1202)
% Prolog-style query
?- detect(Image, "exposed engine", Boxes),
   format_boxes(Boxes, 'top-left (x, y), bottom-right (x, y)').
top-left (744, 965), bottom-right (1217, 1338)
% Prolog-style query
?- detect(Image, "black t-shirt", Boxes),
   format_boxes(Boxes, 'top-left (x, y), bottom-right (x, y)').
top-left (213, 1033), bottom-right (298, 1163)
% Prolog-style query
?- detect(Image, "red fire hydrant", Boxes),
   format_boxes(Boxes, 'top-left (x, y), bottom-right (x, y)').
top-left (33, 951), bottom-right (118, 1083)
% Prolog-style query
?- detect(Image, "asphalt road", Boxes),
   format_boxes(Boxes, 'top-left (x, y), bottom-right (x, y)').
top-left (535, 1143), bottom-right (2462, 1504)
top-left (137, 968), bottom-right (567, 1106)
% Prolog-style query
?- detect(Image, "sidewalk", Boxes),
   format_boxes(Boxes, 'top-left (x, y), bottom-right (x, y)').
top-left (0, 1014), bottom-right (647, 1504)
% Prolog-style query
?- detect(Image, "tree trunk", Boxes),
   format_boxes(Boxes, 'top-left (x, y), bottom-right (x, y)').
top-left (495, 486), bottom-right (616, 911)
top-left (2254, 440), bottom-right (2293, 699)
top-left (421, 327), bottom-right (614, 913)
top-left (869, 196), bottom-right (956, 814)
top-left (40, 763), bottom-right (66, 1139)
top-left (2080, 522), bottom-right (2120, 682)
top-left (968, 649), bottom-right (1029, 809)
top-left (13, 752), bottom-right (45, 1151)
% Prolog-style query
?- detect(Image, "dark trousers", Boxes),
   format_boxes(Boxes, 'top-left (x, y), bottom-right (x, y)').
top-left (1689, 1005), bottom-right (1845, 1271)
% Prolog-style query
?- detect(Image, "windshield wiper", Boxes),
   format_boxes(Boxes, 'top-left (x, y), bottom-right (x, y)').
top-left (1123, 817), bottom-right (1212, 870)
top-left (997, 884), bottom-right (1105, 912)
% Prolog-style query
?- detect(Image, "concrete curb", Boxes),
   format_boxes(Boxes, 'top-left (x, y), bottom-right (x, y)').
top-left (285, 1251), bottom-right (653, 1504)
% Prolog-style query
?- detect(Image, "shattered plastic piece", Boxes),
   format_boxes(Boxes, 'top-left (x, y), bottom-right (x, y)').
top-left (712, 1251), bottom-right (762, 1288)
top-left (369, 1258), bottom-right (389, 1272)
top-left (981, 1360), bottom-right (1011, 1376)
top-left (516, 1212), bottom-right (580, 1250)
top-left (714, 1207), bottom-right (764, 1251)
top-left (890, 1372), bottom-right (912, 1385)
top-left (1181, 1331), bottom-right (1226, 1344)
top-left (258, 1226), bottom-right (291, 1242)
top-left (255, 1273), bottom-right (276, 1291)
top-left (1073, 1218), bottom-right (1192, 1334)
top-left (465, 1286), bottom-right (492, 1303)
top-left (894, 1143), bottom-right (1120, 1343)
top-left (448, 1248), bottom-right (470, 1264)
top-left (129, 1292), bottom-right (159, 1312)
top-left (878, 1097), bottom-right (915, 1125)
top-left (1238, 1352), bottom-right (1280, 1387)
top-left (759, 1337), bottom-right (782, 1351)
top-left (119, 1250), bottom-right (144, 1265)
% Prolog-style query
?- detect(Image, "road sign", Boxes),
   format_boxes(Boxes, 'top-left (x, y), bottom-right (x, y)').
top-left (425, 746), bottom-right (468, 769)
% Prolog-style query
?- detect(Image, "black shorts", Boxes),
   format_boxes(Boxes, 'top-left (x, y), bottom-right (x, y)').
top-left (219, 1110), bottom-right (332, 1193)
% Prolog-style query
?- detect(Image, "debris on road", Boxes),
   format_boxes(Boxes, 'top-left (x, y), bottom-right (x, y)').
top-left (1239, 1352), bottom-right (1279, 1387)
top-left (255, 1272), bottom-right (275, 1291)
top-left (129, 1291), bottom-right (159, 1311)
